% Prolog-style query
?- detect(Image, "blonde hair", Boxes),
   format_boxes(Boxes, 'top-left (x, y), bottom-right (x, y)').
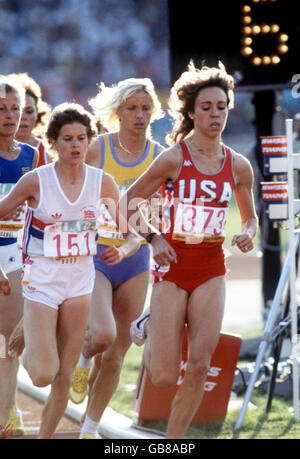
top-left (89, 77), bottom-right (164, 132)
top-left (166, 60), bottom-right (234, 145)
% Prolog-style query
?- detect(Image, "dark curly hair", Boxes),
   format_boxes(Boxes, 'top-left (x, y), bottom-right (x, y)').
top-left (46, 102), bottom-right (97, 159)
top-left (166, 60), bottom-right (234, 146)
top-left (46, 103), bottom-right (97, 141)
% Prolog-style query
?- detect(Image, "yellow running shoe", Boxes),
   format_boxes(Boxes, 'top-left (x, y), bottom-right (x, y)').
top-left (7, 406), bottom-right (25, 437)
top-left (80, 432), bottom-right (101, 439)
top-left (69, 365), bottom-right (90, 404)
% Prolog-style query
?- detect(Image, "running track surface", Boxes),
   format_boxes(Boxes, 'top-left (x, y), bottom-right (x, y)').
top-left (9, 389), bottom-right (81, 439)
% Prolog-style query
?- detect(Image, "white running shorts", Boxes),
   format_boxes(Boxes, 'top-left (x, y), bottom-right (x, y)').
top-left (0, 242), bottom-right (22, 274)
top-left (22, 255), bottom-right (96, 310)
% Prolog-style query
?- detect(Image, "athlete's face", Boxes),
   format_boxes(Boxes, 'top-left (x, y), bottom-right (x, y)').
top-left (54, 122), bottom-right (89, 163)
top-left (17, 94), bottom-right (38, 140)
top-left (117, 91), bottom-right (153, 134)
top-left (189, 87), bottom-right (229, 138)
top-left (0, 91), bottom-right (22, 137)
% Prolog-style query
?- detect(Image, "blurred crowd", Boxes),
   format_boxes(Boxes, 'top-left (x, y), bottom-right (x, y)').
top-left (0, 0), bottom-right (170, 106)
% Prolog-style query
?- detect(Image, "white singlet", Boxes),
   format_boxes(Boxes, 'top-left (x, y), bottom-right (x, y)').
top-left (22, 162), bottom-right (103, 310)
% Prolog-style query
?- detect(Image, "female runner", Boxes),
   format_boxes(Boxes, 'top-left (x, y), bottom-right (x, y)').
top-left (0, 75), bottom-right (38, 436)
top-left (13, 72), bottom-right (51, 166)
top-left (0, 102), bottom-right (139, 438)
top-left (125, 61), bottom-right (258, 438)
top-left (70, 78), bottom-right (164, 439)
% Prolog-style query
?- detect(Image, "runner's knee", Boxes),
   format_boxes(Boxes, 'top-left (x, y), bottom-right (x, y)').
top-left (186, 359), bottom-right (210, 381)
top-left (28, 359), bottom-right (59, 387)
top-left (151, 367), bottom-right (179, 389)
top-left (102, 349), bottom-right (125, 372)
top-left (90, 328), bottom-right (116, 353)
top-left (30, 368), bottom-right (57, 387)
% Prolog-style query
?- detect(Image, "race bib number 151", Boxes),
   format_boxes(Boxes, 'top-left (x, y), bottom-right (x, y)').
top-left (44, 221), bottom-right (97, 258)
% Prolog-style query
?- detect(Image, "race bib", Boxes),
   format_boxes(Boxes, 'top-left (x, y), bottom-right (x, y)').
top-left (97, 186), bottom-right (127, 244)
top-left (43, 221), bottom-right (97, 258)
top-left (97, 199), bottom-right (150, 246)
top-left (173, 203), bottom-right (228, 243)
top-left (97, 203), bottom-right (125, 243)
top-left (0, 183), bottom-right (26, 238)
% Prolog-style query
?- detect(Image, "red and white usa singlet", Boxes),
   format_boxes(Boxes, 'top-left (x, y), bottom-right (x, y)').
top-left (156, 140), bottom-right (237, 294)
top-left (162, 140), bottom-right (236, 247)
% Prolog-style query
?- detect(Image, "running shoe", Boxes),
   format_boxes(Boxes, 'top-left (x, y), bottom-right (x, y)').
top-left (69, 365), bottom-right (90, 404)
top-left (7, 406), bottom-right (25, 437)
top-left (130, 307), bottom-right (150, 346)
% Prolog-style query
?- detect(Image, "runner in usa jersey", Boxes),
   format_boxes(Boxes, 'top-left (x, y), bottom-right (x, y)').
top-left (124, 61), bottom-right (258, 439)
top-left (162, 140), bottom-right (236, 246)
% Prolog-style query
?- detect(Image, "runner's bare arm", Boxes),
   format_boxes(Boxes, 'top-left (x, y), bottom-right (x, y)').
top-left (0, 265), bottom-right (11, 296)
top-left (0, 171), bottom-right (39, 219)
top-left (119, 147), bottom-right (181, 264)
top-left (123, 146), bottom-right (181, 227)
top-left (139, 144), bottom-right (166, 231)
top-left (1, 150), bottom-right (39, 221)
top-left (232, 153), bottom-right (258, 252)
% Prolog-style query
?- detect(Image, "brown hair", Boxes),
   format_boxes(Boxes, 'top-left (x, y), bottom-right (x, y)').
top-left (46, 102), bottom-right (97, 143)
top-left (46, 103), bottom-right (97, 160)
top-left (166, 60), bottom-right (234, 145)
top-left (8, 73), bottom-right (51, 135)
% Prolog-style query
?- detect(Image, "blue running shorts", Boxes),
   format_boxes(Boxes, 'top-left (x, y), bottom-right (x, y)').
top-left (94, 244), bottom-right (150, 289)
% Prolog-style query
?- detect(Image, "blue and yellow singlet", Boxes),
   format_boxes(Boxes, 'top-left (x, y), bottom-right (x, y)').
top-left (97, 133), bottom-right (160, 246)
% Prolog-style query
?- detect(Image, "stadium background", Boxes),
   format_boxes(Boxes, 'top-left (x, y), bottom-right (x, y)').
top-left (2, 0), bottom-right (300, 308)
top-left (1, 0), bottom-right (299, 439)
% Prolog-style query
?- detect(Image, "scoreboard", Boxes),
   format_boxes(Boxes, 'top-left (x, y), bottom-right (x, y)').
top-left (168, 0), bottom-right (300, 87)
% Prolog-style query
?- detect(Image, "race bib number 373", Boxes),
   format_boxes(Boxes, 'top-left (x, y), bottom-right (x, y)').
top-left (44, 221), bottom-right (97, 258)
top-left (173, 203), bottom-right (228, 242)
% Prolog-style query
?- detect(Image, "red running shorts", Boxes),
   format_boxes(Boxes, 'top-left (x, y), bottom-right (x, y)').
top-left (154, 238), bottom-right (226, 295)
